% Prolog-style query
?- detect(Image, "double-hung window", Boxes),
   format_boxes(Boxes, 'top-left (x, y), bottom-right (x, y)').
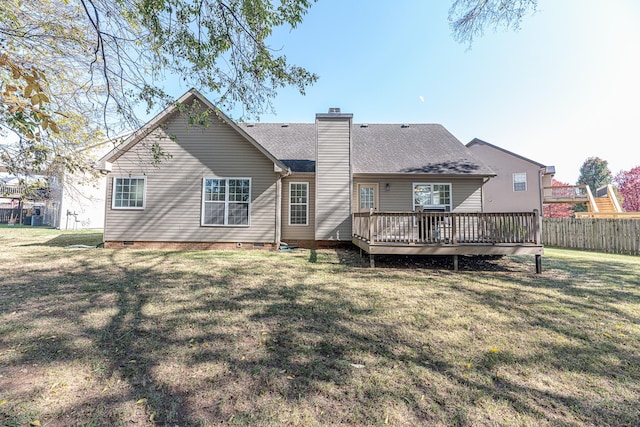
top-left (513, 173), bottom-right (527, 192)
top-left (289, 182), bottom-right (308, 225)
top-left (112, 177), bottom-right (146, 209)
top-left (202, 178), bottom-right (251, 226)
top-left (413, 183), bottom-right (452, 211)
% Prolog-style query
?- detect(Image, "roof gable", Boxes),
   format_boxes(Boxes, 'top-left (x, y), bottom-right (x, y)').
top-left (466, 138), bottom-right (547, 169)
top-left (98, 89), bottom-right (288, 172)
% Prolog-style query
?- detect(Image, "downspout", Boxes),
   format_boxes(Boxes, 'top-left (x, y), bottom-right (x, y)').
top-left (275, 167), bottom-right (291, 247)
top-left (538, 168), bottom-right (544, 216)
top-left (481, 177), bottom-right (491, 212)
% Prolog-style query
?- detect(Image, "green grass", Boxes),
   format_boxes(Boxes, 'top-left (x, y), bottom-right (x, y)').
top-left (1, 229), bottom-right (639, 426)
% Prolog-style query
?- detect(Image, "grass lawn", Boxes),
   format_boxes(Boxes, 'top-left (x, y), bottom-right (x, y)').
top-left (1, 228), bottom-right (639, 426)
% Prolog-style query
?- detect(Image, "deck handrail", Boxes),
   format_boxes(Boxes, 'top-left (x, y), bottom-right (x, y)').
top-left (543, 184), bottom-right (589, 203)
top-left (606, 184), bottom-right (623, 213)
top-left (353, 211), bottom-right (541, 246)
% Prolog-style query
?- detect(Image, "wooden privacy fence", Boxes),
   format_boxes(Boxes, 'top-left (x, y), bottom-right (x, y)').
top-left (542, 218), bottom-right (640, 255)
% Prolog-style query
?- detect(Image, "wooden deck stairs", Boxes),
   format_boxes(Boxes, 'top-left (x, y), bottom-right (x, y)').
top-left (544, 184), bottom-right (640, 219)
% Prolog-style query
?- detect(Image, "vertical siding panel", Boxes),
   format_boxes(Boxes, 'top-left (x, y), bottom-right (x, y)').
top-left (316, 117), bottom-right (352, 240)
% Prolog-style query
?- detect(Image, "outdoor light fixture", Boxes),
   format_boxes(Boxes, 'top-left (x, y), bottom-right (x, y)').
top-left (385, 183), bottom-right (390, 191)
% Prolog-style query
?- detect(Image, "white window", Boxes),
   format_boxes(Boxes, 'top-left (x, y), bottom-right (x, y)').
top-left (289, 182), bottom-right (308, 225)
top-left (360, 187), bottom-right (375, 210)
top-left (112, 177), bottom-right (146, 209)
top-left (413, 183), bottom-right (451, 211)
top-left (202, 178), bottom-right (251, 226)
top-left (513, 173), bottom-right (527, 192)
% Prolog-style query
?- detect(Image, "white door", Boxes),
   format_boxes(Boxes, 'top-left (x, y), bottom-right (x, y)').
top-left (357, 183), bottom-right (379, 212)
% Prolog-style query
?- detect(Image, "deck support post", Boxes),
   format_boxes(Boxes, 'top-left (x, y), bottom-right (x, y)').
top-left (535, 255), bottom-right (542, 274)
top-left (453, 255), bottom-right (459, 271)
top-left (370, 254), bottom-right (375, 268)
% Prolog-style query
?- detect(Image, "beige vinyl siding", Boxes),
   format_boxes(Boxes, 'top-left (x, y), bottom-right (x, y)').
top-left (104, 108), bottom-right (279, 243)
top-left (467, 144), bottom-right (543, 213)
top-left (281, 174), bottom-right (315, 241)
top-left (316, 117), bottom-right (352, 240)
top-left (352, 175), bottom-right (483, 213)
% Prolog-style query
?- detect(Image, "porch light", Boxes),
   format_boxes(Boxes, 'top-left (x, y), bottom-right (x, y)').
top-left (385, 183), bottom-right (390, 191)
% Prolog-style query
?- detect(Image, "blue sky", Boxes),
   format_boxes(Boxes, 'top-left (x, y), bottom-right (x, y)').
top-left (177, 0), bottom-right (639, 184)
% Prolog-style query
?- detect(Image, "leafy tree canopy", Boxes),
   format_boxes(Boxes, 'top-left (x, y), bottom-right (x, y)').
top-left (615, 166), bottom-right (640, 212)
top-left (577, 157), bottom-right (613, 192)
top-left (1, 0), bottom-right (538, 178)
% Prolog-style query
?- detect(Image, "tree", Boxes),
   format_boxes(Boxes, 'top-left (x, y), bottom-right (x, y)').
top-left (449, 0), bottom-right (537, 46)
top-left (574, 157), bottom-right (613, 212)
top-left (543, 179), bottom-right (574, 218)
top-left (615, 166), bottom-right (640, 212)
top-left (1, 0), bottom-right (538, 177)
top-left (577, 157), bottom-right (613, 191)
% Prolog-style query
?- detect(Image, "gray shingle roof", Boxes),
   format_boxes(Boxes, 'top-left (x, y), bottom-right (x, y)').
top-left (239, 123), bottom-right (495, 176)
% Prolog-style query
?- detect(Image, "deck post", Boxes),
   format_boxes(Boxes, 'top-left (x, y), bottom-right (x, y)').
top-left (533, 209), bottom-right (541, 245)
top-left (369, 209), bottom-right (375, 245)
top-left (452, 214), bottom-right (457, 245)
top-left (370, 254), bottom-right (375, 268)
top-left (453, 255), bottom-right (459, 271)
top-left (535, 254), bottom-right (542, 274)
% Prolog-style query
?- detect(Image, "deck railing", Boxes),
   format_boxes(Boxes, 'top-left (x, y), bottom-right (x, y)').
top-left (353, 211), bottom-right (541, 245)
top-left (0, 183), bottom-right (24, 197)
top-left (543, 185), bottom-right (589, 203)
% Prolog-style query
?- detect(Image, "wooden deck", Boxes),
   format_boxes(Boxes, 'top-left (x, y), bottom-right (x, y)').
top-left (352, 211), bottom-right (543, 272)
top-left (543, 185), bottom-right (589, 204)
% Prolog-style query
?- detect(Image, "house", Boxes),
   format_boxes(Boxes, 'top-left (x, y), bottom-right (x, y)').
top-left (466, 138), bottom-right (555, 215)
top-left (1, 163), bottom-right (106, 229)
top-left (98, 89), bottom-right (544, 271)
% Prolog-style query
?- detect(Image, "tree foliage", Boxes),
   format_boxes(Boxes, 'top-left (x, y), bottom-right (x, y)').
top-left (1, 0), bottom-right (539, 178)
top-left (615, 166), bottom-right (640, 212)
top-left (1, 0), bottom-right (319, 178)
top-left (449, 0), bottom-right (537, 46)
top-left (577, 157), bottom-right (612, 192)
top-left (543, 179), bottom-right (574, 218)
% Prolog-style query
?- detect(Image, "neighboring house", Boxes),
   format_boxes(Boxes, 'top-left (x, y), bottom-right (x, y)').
top-left (0, 170), bottom-right (106, 229)
top-left (466, 138), bottom-right (555, 215)
top-left (50, 172), bottom-right (107, 230)
top-left (98, 89), bottom-right (544, 271)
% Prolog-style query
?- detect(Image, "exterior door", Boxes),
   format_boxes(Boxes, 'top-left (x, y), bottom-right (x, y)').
top-left (357, 183), bottom-right (379, 212)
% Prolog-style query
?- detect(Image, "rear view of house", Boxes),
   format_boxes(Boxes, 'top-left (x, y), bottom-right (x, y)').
top-left (99, 89), bottom-right (544, 271)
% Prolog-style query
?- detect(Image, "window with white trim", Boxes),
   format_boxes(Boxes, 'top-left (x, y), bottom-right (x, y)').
top-left (202, 178), bottom-right (251, 226)
top-left (513, 173), bottom-right (527, 192)
top-left (413, 183), bottom-right (451, 211)
top-left (112, 177), bottom-right (146, 209)
top-left (289, 182), bottom-right (308, 225)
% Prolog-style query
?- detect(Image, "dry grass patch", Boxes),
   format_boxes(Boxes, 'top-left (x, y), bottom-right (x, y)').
top-left (1, 228), bottom-right (639, 426)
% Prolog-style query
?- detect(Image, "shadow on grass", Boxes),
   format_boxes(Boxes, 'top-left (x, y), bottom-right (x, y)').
top-left (21, 232), bottom-right (104, 248)
top-left (1, 246), bottom-right (639, 425)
